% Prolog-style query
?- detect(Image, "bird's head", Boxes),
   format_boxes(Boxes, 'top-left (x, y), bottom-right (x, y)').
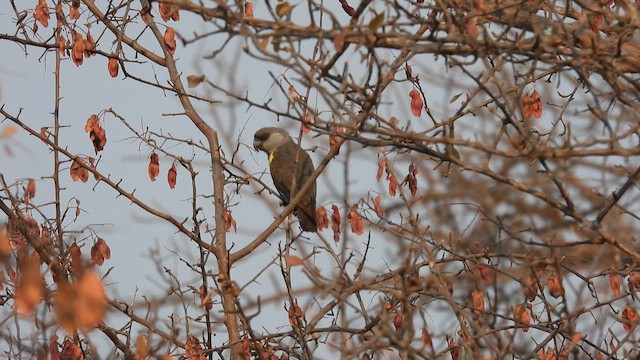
top-left (253, 127), bottom-right (291, 153)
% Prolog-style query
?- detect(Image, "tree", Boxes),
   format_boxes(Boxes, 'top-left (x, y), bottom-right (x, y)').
top-left (1, 0), bottom-right (640, 358)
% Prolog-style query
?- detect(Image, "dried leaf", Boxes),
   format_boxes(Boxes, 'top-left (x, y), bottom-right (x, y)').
top-left (275, 2), bottom-right (293, 17)
top-left (187, 75), bottom-right (206, 88)
top-left (409, 89), bottom-right (423, 117)
top-left (466, 17), bottom-right (479, 38)
top-left (69, 6), bottom-right (80, 20)
top-left (224, 210), bottom-right (237, 233)
top-left (108, 55), bottom-right (119, 78)
top-left (522, 275), bottom-right (538, 302)
top-left (316, 207), bottom-right (329, 230)
top-left (522, 90), bottom-right (542, 119)
top-left (90, 238), bottom-right (110, 266)
top-left (34, 0), bottom-right (50, 28)
top-left (341, 1), bottom-right (356, 16)
top-left (135, 335), bottom-right (149, 359)
top-left (244, 2), bottom-right (254, 18)
top-left (421, 327), bottom-right (433, 348)
top-left (334, 27), bottom-right (347, 52)
top-left (388, 174), bottom-right (397, 197)
top-left (148, 153), bottom-right (160, 182)
top-left (26, 179), bottom-right (36, 199)
top-left (55, 272), bottom-right (106, 332)
top-left (393, 311), bottom-right (403, 332)
top-left (610, 273), bottom-right (621, 297)
top-left (514, 303), bottom-right (530, 331)
top-left (159, 2), bottom-right (180, 22)
top-left (369, 13), bottom-right (384, 32)
top-left (547, 273), bottom-right (565, 298)
top-left (83, 32), bottom-right (95, 58)
top-left (373, 194), bottom-right (383, 218)
top-left (167, 163), bottom-right (177, 189)
top-left (284, 255), bottom-right (304, 267)
top-left (164, 27), bottom-right (176, 55)
top-left (622, 304), bottom-right (638, 332)
top-left (477, 264), bottom-right (489, 283)
top-left (49, 334), bottom-right (60, 360)
top-left (376, 157), bottom-right (386, 182)
top-left (331, 204), bottom-right (340, 243)
top-left (287, 300), bottom-right (303, 327)
top-left (60, 340), bottom-right (82, 360)
top-left (471, 289), bottom-right (484, 315)
top-left (348, 204), bottom-right (364, 235)
top-left (71, 32), bottom-right (85, 66)
top-left (185, 335), bottom-right (205, 360)
top-left (14, 256), bottom-right (43, 315)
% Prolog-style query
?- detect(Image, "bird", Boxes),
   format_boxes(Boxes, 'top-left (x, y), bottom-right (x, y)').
top-left (253, 127), bottom-right (317, 232)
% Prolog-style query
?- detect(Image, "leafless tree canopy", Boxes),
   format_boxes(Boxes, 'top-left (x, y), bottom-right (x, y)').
top-left (1, 0), bottom-right (640, 359)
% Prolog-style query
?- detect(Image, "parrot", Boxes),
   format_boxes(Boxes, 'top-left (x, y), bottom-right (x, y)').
top-left (253, 127), bottom-right (317, 232)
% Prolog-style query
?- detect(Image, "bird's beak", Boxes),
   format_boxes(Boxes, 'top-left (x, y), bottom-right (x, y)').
top-left (253, 140), bottom-right (261, 151)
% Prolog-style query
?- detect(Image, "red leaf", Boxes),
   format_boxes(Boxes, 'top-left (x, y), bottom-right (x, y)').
top-left (167, 163), bottom-right (177, 189)
top-left (316, 207), bottom-right (329, 230)
top-left (409, 89), bottom-right (423, 117)
top-left (331, 204), bottom-right (341, 243)
top-left (610, 273), bottom-right (621, 296)
top-left (244, 2), bottom-right (254, 18)
top-left (108, 55), bottom-right (119, 78)
top-left (348, 204), bottom-right (364, 235)
top-left (373, 194), bottom-right (383, 218)
top-left (148, 153), bottom-right (160, 182)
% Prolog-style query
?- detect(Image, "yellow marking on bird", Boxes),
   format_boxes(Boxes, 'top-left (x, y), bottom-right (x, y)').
top-left (268, 151), bottom-right (275, 164)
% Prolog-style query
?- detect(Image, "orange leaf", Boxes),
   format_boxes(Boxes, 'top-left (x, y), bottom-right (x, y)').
top-left (55, 272), bottom-right (107, 332)
top-left (90, 238), bottom-right (111, 266)
top-left (409, 89), bottom-right (423, 117)
top-left (388, 174), bottom-right (397, 197)
top-left (71, 32), bottom-right (85, 66)
top-left (421, 327), bottom-right (433, 348)
top-left (373, 194), bottom-right (383, 217)
top-left (167, 163), bottom-right (177, 189)
top-left (287, 300), bottom-right (303, 327)
top-left (14, 256), bottom-right (43, 315)
top-left (284, 255), bottom-right (304, 266)
top-left (164, 27), bottom-right (176, 55)
top-left (393, 311), bottom-right (403, 332)
top-left (466, 17), bottom-right (479, 38)
top-left (135, 335), bottom-right (149, 360)
top-left (331, 204), bottom-right (340, 243)
top-left (69, 6), bottom-right (80, 20)
top-left (376, 157), bottom-right (385, 182)
top-left (84, 32), bottom-right (95, 58)
top-left (522, 275), bottom-right (538, 302)
top-left (348, 204), bottom-right (364, 235)
top-left (522, 90), bottom-right (542, 119)
top-left (108, 55), bottom-right (119, 78)
top-left (547, 273), bottom-right (564, 298)
top-left (610, 273), bottom-right (621, 296)
top-left (60, 340), bottom-right (82, 360)
top-left (477, 264), bottom-right (489, 282)
top-left (224, 210), bottom-right (237, 233)
top-left (471, 289), bottom-right (484, 315)
top-left (148, 153), bottom-right (160, 182)
top-left (1, 126), bottom-right (17, 137)
top-left (34, 0), bottom-right (50, 28)
top-left (622, 304), bottom-right (638, 332)
top-left (514, 303), bottom-right (531, 331)
top-left (316, 207), bottom-right (329, 230)
top-left (26, 178), bottom-right (36, 199)
top-left (244, 2), bottom-right (254, 18)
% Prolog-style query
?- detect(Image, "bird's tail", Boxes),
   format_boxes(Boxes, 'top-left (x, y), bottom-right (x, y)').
top-left (295, 204), bottom-right (317, 232)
